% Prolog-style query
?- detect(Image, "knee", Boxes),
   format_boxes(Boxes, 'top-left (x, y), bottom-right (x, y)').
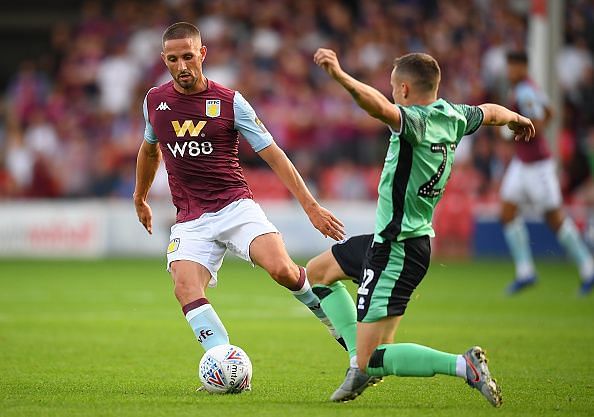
top-left (306, 256), bottom-right (337, 286)
top-left (267, 262), bottom-right (296, 287)
top-left (305, 258), bottom-right (324, 285)
top-left (172, 277), bottom-right (196, 301)
top-left (170, 262), bottom-right (204, 301)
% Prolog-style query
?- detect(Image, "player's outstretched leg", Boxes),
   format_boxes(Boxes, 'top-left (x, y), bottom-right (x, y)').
top-left (363, 343), bottom-right (502, 407)
top-left (463, 346), bottom-right (503, 407)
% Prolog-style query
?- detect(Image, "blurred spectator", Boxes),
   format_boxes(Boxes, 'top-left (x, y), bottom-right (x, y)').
top-left (557, 36), bottom-right (593, 96)
top-left (471, 133), bottom-right (496, 195)
top-left (5, 60), bottom-right (50, 126)
top-left (96, 41), bottom-right (141, 115)
top-left (5, 124), bottom-right (34, 193)
top-left (23, 109), bottom-right (60, 158)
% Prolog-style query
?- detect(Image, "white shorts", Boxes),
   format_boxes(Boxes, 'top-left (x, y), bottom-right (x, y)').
top-left (166, 199), bottom-right (278, 287)
top-left (500, 158), bottom-right (562, 211)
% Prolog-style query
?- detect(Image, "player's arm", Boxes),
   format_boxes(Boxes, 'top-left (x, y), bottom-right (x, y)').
top-left (314, 48), bottom-right (401, 131)
top-left (478, 103), bottom-right (535, 142)
top-left (133, 140), bottom-right (161, 235)
top-left (257, 143), bottom-right (345, 241)
top-left (135, 90), bottom-right (161, 235)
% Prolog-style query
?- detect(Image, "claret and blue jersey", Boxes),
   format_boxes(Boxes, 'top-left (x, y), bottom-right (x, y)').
top-left (142, 79), bottom-right (273, 223)
top-left (511, 79), bottom-right (551, 163)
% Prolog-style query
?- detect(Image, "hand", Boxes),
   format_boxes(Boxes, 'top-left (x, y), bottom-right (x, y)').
top-left (135, 199), bottom-right (153, 234)
top-left (313, 48), bottom-right (343, 79)
top-left (507, 114), bottom-right (535, 142)
top-left (306, 205), bottom-right (345, 241)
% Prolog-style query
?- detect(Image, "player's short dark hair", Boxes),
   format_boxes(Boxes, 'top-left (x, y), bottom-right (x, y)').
top-left (393, 53), bottom-right (441, 93)
top-left (506, 50), bottom-right (528, 64)
top-left (162, 22), bottom-right (201, 47)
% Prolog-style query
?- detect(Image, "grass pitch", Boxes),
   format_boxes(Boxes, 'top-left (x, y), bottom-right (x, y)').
top-left (1, 258), bottom-right (593, 417)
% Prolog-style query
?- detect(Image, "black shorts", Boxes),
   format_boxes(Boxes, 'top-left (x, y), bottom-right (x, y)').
top-left (331, 234), bottom-right (374, 283)
top-left (332, 234), bottom-right (431, 321)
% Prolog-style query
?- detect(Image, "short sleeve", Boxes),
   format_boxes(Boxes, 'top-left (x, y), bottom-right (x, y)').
top-left (457, 104), bottom-right (484, 136)
top-left (233, 92), bottom-right (274, 152)
top-left (398, 105), bottom-right (425, 145)
top-left (143, 90), bottom-right (158, 144)
top-left (387, 105), bottom-right (403, 135)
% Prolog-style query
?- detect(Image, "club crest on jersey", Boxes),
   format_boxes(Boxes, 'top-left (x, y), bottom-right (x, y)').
top-left (167, 238), bottom-right (180, 254)
top-left (206, 100), bottom-right (221, 118)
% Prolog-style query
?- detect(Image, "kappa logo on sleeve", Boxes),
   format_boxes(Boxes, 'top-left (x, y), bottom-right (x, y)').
top-left (254, 116), bottom-right (268, 134)
top-left (167, 238), bottom-right (180, 254)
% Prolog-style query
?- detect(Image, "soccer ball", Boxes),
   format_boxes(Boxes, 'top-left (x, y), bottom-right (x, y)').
top-left (198, 344), bottom-right (252, 394)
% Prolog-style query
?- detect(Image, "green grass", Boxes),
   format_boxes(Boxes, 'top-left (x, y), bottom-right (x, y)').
top-left (1, 258), bottom-right (593, 417)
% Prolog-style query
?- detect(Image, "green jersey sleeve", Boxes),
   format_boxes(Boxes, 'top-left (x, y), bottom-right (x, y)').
top-left (397, 105), bottom-right (426, 145)
top-left (451, 103), bottom-right (484, 136)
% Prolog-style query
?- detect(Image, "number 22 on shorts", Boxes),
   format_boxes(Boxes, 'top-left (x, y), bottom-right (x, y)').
top-left (357, 268), bottom-right (374, 310)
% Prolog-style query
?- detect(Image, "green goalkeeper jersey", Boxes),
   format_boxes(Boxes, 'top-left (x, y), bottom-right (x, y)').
top-left (374, 98), bottom-right (484, 243)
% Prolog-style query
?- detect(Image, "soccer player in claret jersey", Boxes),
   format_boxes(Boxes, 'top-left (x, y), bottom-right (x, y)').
top-left (133, 22), bottom-right (347, 377)
top-left (501, 51), bottom-right (594, 296)
top-left (306, 48), bottom-right (536, 406)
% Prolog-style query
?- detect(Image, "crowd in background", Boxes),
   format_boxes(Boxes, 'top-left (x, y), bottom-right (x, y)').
top-left (0, 0), bottom-right (593, 204)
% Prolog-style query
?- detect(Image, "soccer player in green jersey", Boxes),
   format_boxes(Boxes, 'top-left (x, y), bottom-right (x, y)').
top-left (307, 48), bottom-right (535, 407)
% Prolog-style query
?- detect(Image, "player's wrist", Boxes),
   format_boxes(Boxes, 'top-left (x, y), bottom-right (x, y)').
top-left (133, 192), bottom-right (147, 204)
top-left (302, 200), bottom-right (320, 214)
top-left (301, 197), bottom-right (319, 212)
